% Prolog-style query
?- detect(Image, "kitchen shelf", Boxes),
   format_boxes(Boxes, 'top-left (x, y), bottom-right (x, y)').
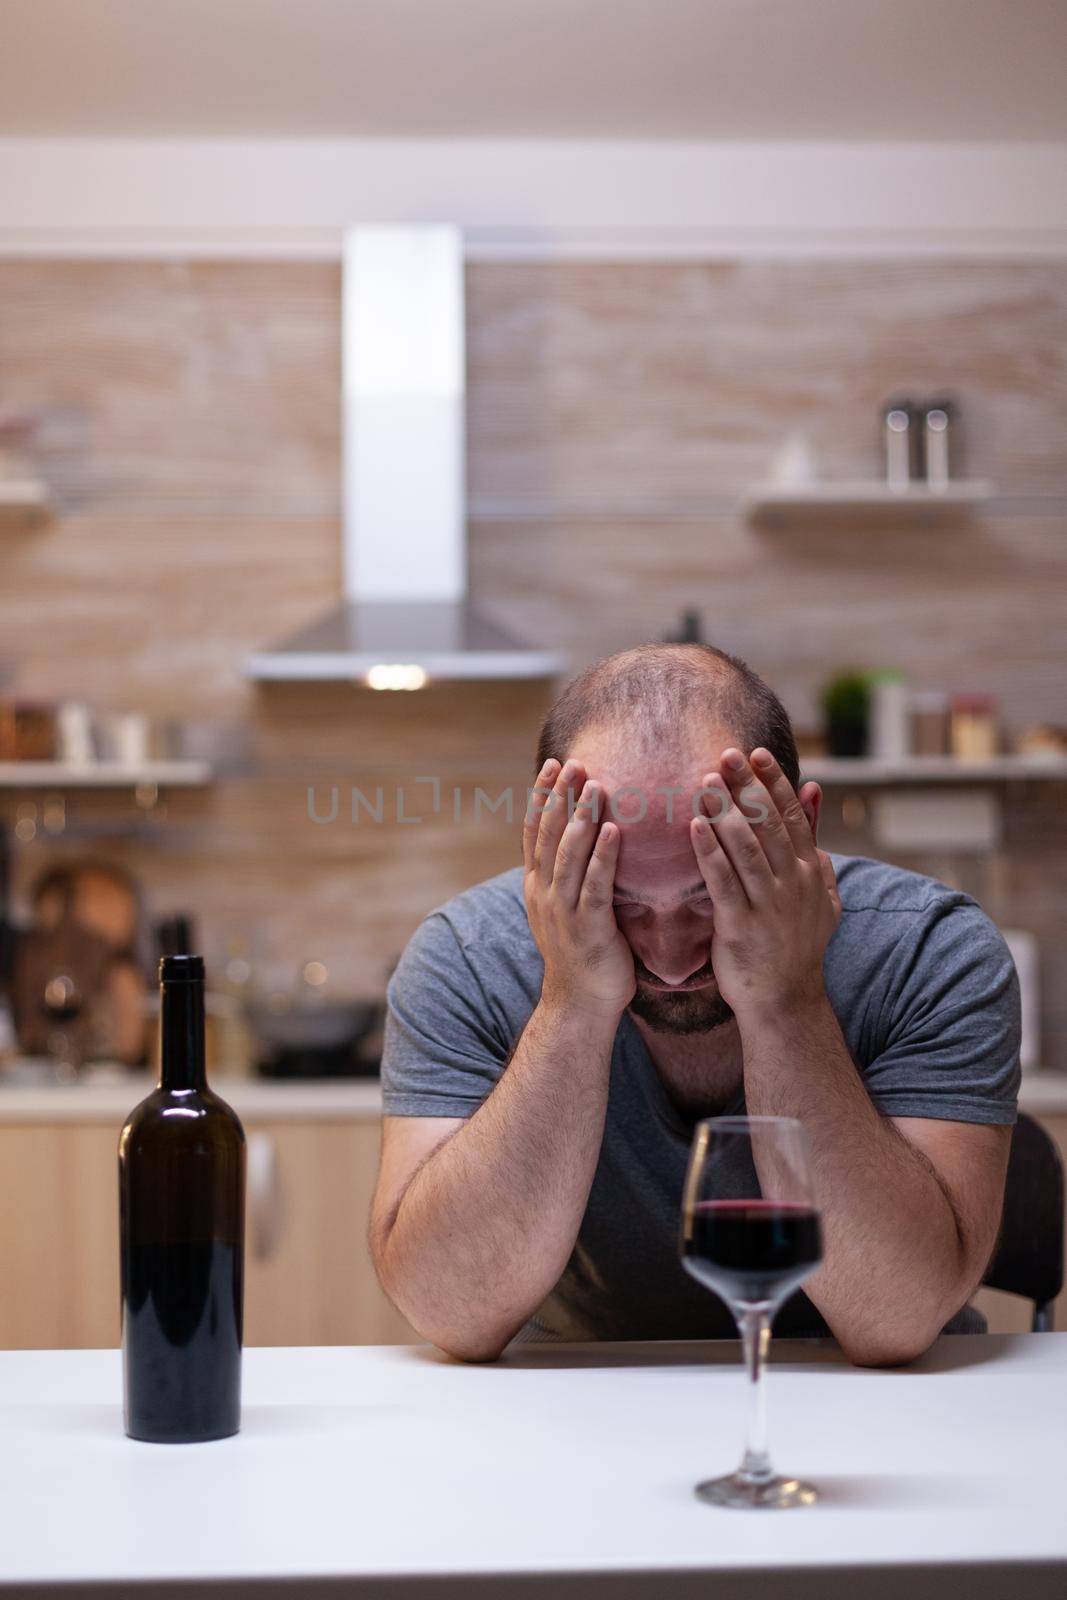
top-left (0, 479), bottom-right (50, 514)
top-left (0, 761), bottom-right (212, 789)
top-left (801, 755), bottom-right (1067, 786)
top-left (742, 480), bottom-right (994, 517)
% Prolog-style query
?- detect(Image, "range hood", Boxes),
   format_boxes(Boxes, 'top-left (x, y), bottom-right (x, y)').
top-left (246, 225), bottom-right (565, 685)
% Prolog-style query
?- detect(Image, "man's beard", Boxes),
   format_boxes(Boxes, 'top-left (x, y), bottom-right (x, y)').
top-left (628, 964), bottom-right (734, 1037)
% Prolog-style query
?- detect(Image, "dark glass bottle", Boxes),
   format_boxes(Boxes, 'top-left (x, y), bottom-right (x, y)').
top-left (119, 955), bottom-right (246, 1442)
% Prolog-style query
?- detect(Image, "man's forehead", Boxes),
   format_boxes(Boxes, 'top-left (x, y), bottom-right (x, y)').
top-left (611, 808), bottom-right (708, 896)
top-left (576, 765), bottom-right (716, 825)
top-left (565, 724), bottom-right (741, 893)
top-left (572, 722), bottom-right (740, 796)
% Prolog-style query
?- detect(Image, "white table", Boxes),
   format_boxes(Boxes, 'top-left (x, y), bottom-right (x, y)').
top-left (1, 1336), bottom-right (1064, 1599)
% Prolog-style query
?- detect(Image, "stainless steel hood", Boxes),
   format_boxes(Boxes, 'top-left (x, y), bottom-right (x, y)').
top-left (246, 225), bottom-right (565, 685)
top-left (246, 599), bottom-right (564, 683)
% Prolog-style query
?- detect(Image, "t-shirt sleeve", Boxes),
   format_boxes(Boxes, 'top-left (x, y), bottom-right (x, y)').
top-left (863, 897), bottom-right (1021, 1126)
top-left (380, 910), bottom-right (511, 1117)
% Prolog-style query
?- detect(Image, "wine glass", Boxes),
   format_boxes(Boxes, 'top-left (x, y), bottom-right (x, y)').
top-left (42, 972), bottom-right (84, 1082)
top-left (680, 1115), bottom-right (823, 1509)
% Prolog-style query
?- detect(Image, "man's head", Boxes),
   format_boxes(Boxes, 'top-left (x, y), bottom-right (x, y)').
top-left (535, 643), bottom-right (819, 1037)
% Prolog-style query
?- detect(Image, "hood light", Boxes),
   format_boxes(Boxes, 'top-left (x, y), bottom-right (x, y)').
top-left (364, 664), bottom-right (429, 691)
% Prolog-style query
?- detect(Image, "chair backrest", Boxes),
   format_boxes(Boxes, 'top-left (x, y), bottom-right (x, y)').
top-left (983, 1111), bottom-right (1065, 1326)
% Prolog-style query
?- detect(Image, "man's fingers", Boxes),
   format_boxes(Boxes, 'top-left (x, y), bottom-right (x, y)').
top-left (553, 780), bottom-right (604, 907)
top-left (697, 774), bottom-right (773, 903)
top-left (690, 812), bottom-right (747, 905)
top-left (579, 819), bottom-right (620, 912)
top-left (716, 749), bottom-right (798, 876)
top-left (529, 759), bottom-right (585, 882)
top-left (522, 759), bottom-right (560, 873)
top-left (748, 749), bottom-right (819, 863)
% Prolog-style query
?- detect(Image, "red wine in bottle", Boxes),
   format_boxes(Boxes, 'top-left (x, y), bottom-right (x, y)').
top-left (119, 954), bottom-right (246, 1442)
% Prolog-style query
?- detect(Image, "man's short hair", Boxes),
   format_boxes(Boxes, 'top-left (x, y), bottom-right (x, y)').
top-left (535, 642), bottom-right (801, 792)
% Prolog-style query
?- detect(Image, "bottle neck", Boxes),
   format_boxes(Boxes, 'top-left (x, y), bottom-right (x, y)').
top-left (159, 979), bottom-right (207, 1091)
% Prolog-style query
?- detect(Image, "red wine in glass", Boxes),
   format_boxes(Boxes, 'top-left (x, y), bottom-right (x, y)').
top-left (683, 1199), bottom-right (823, 1309)
top-left (680, 1115), bottom-right (823, 1509)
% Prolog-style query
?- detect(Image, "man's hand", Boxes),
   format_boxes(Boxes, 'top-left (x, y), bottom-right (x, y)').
top-left (524, 758), bottom-right (636, 1019)
top-left (690, 746), bottom-right (841, 1018)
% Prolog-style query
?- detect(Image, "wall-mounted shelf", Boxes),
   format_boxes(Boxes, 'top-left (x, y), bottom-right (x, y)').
top-left (802, 755), bottom-right (1067, 786)
top-left (0, 479), bottom-right (50, 514)
top-left (742, 481), bottom-right (994, 518)
top-left (0, 761), bottom-right (212, 789)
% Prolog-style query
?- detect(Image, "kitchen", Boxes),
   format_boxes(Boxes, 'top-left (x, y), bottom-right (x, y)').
top-left (1, 2), bottom-right (1066, 1594)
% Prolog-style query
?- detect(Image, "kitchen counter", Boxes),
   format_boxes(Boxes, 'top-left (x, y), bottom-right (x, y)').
top-left (2, 1069), bottom-right (1066, 1121)
top-left (1, 1335), bottom-right (1065, 1598)
top-left (0, 1072), bottom-right (383, 1122)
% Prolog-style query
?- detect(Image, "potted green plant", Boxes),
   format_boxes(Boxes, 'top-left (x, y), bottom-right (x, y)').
top-left (820, 670), bottom-right (872, 758)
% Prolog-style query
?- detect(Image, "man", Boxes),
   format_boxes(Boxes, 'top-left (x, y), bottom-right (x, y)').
top-left (370, 644), bottom-right (1019, 1365)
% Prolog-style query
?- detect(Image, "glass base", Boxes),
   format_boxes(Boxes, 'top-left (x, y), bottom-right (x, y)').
top-left (696, 1473), bottom-right (817, 1510)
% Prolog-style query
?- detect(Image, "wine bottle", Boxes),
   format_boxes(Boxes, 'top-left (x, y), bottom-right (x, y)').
top-left (119, 954), bottom-right (246, 1442)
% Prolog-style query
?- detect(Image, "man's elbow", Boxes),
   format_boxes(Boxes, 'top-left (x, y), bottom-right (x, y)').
top-left (395, 1305), bottom-right (516, 1365)
top-left (433, 1330), bottom-right (511, 1363)
top-left (370, 1225), bottom-right (517, 1363)
top-left (837, 1306), bottom-right (945, 1369)
top-left (406, 1298), bottom-right (524, 1364)
top-left (842, 1331), bottom-right (933, 1369)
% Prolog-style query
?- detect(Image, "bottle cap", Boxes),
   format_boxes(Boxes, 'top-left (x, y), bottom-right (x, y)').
top-left (159, 954), bottom-right (205, 982)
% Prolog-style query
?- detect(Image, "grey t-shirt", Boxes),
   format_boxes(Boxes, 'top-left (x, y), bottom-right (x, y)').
top-left (381, 853), bottom-right (1020, 1342)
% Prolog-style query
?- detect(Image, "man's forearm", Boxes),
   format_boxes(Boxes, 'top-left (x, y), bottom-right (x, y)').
top-left (739, 992), bottom-right (970, 1364)
top-left (377, 998), bottom-right (616, 1360)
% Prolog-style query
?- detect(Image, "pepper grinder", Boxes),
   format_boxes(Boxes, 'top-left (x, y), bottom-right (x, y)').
top-left (882, 397), bottom-right (917, 491)
top-left (922, 398), bottom-right (957, 492)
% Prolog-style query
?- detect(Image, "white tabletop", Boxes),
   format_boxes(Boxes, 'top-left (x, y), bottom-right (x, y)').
top-left (1, 1336), bottom-right (1065, 1598)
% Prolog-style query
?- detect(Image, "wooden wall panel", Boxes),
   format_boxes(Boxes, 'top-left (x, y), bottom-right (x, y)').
top-left (465, 260), bottom-right (1067, 503)
top-left (0, 257), bottom-right (1064, 1071)
top-left (469, 511), bottom-right (1067, 728)
top-left (0, 261), bottom-right (341, 514)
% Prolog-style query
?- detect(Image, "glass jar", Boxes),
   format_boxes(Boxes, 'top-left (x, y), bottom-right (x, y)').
top-left (949, 693), bottom-right (998, 760)
top-left (910, 691), bottom-right (950, 757)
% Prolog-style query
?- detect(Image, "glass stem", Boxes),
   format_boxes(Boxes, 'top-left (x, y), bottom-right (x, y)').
top-left (738, 1306), bottom-right (774, 1484)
